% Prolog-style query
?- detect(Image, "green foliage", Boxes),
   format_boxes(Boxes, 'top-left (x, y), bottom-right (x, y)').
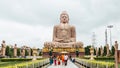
top-left (98, 48), bottom-right (101, 56)
top-left (25, 49), bottom-right (29, 56)
top-left (0, 59), bottom-right (48, 68)
top-left (103, 46), bottom-right (107, 56)
top-left (76, 58), bottom-right (114, 68)
top-left (80, 56), bottom-right (114, 61)
top-left (5, 46), bottom-right (14, 57)
top-left (39, 51), bottom-right (42, 56)
top-left (84, 45), bottom-right (91, 55)
top-left (76, 50), bottom-right (79, 57)
top-left (94, 48), bottom-right (96, 55)
top-left (31, 48), bottom-right (33, 56)
top-left (111, 46), bottom-right (115, 56)
top-left (49, 51), bottom-right (52, 56)
top-left (5, 46), bottom-right (10, 56)
top-left (9, 48), bottom-right (14, 58)
top-left (1, 58), bottom-right (32, 62)
top-left (17, 48), bottom-right (20, 57)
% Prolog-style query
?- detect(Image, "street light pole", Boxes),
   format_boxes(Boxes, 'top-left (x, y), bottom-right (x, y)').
top-left (107, 25), bottom-right (113, 47)
top-left (105, 29), bottom-right (108, 45)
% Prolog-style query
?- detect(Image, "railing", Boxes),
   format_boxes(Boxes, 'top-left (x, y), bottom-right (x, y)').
top-left (75, 58), bottom-right (114, 68)
top-left (16, 59), bottom-right (49, 68)
top-left (0, 59), bottom-right (50, 68)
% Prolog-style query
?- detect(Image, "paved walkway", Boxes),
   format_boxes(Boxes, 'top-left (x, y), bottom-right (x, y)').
top-left (47, 60), bottom-right (79, 68)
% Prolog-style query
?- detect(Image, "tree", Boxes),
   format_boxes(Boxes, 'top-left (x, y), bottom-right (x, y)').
top-left (9, 48), bottom-right (14, 58)
top-left (49, 50), bottom-right (52, 56)
top-left (76, 50), bottom-right (79, 57)
top-left (5, 46), bottom-right (10, 57)
top-left (111, 46), bottom-right (115, 56)
top-left (25, 49), bottom-right (29, 56)
top-left (94, 48), bottom-right (96, 55)
top-left (103, 46), bottom-right (107, 56)
top-left (17, 48), bottom-right (20, 57)
top-left (98, 48), bottom-right (101, 56)
top-left (39, 51), bottom-right (42, 56)
top-left (85, 45), bottom-right (91, 55)
top-left (31, 48), bottom-right (33, 56)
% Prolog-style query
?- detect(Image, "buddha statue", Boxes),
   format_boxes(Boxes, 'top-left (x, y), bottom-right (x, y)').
top-left (44, 11), bottom-right (83, 48)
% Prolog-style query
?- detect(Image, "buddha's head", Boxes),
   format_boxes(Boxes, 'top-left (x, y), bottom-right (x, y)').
top-left (60, 11), bottom-right (69, 24)
top-left (15, 44), bottom-right (17, 46)
top-left (2, 40), bottom-right (5, 43)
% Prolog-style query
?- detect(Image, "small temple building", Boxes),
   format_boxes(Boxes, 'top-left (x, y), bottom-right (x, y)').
top-left (42, 11), bottom-right (85, 57)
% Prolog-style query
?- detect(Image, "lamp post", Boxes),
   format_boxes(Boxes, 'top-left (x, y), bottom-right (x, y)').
top-left (107, 25), bottom-right (113, 48)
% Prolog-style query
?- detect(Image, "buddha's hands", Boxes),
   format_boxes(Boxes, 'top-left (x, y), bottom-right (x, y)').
top-left (55, 38), bottom-right (64, 42)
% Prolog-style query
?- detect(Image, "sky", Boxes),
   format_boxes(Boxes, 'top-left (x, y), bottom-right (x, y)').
top-left (0, 0), bottom-right (120, 49)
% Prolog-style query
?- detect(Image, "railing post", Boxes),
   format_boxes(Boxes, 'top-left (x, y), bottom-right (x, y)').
top-left (33, 62), bottom-right (34, 68)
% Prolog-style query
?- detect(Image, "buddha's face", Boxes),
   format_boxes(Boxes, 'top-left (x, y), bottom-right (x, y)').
top-left (60, 14), bottom-right (69, 24)
top-left (2, 40), bottom-right (5, 43)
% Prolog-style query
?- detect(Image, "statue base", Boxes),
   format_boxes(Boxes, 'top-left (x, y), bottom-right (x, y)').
top-left (42, 47), bottom-right (85, 58)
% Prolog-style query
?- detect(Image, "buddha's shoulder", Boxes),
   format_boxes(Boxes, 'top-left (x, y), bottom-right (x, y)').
top-left (54, 25), bottom-right (59, 28)
top-left (70, 25), bottom-right (75, 28)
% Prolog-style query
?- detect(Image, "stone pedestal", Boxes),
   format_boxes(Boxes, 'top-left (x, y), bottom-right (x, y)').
top-left (90, 47), bottom-right (94, 60)
top-left (32, 48), bottom-right (38, 60)
top-left (21, 49), bottom-right (25, 58)
top-left (100, 46), bottom-right (103, 56)
top-left (1, 40), bottom-right (6, 57)
top-left (96, 47), bottom-right (98, 57)
top-left (114, 41), bottom-right (118, 68)
top-left (42, 47), bottom-right (85, 58)
top-left (106, 44), bottom-right (110, 57)
top-left (14, 44), bottom-right (17, 58)
top-left (117, 50), bottom-right (120, 63)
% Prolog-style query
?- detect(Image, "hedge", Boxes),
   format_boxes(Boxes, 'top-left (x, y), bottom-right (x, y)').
top-left (80, 56), bottom-right (114, 61)
top-left (0, 59), bottom-right (49, 68)
top-left (1, 58), bottom-right (32, 62)
top-left (76, 58), bottom-right (115, 68)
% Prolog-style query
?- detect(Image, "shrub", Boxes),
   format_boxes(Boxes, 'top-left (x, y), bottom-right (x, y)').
top-left (1, 58), bottom-right (32, 62)
top-left (76, 58), bottom-right (114, 68)
top-left (81, 56), bottom-right (114, 61)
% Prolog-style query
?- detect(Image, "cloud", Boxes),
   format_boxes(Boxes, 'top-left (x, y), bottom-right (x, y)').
top-left (0, 19), bottom-right (52, 48)
top-left (0, 0), bottom-right (120, 49)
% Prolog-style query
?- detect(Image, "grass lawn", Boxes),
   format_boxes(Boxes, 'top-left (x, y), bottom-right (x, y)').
top-left (0, 61), bottom-right (27, 68)
top-left (0, 58), bottom-right (47, 68)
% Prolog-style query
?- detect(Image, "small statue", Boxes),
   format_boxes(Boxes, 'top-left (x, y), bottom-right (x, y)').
top-left (1, 40), bottom-right (6, 57)
top-left (114, 41), bottom-right (118, 50)
top-left (106, 44), bottom-right (110, 56)
top-left (100, 46), bottom-right (103, 56)
top-left (96, 47), bottom-right (98, 57)
top-left (14, 44), bottom-right (17, 57)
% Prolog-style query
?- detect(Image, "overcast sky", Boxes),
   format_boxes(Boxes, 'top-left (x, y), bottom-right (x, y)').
top-left (0, 0), bottom-right (120, 49)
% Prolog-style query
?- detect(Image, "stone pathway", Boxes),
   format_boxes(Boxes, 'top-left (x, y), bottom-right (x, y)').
top-left (47, 60), bottom-right (79, 68)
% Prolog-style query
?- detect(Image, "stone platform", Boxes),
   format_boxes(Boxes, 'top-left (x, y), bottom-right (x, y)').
top-left (42, 47), bottom-right (85, 57)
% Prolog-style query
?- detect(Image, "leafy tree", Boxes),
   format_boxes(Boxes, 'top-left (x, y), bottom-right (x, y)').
top-left (111, 46), bottom-right (115, 56)
top-left (39, 51), bottom-right (42, 56)
top-left (31, 48), bottom-right (33, 56)
top-left (17, 48), bottom-right (20, 57)
top-left (9, 48), bottom-right (14, 58)
top-left (25, 49), bottom-right (29, 56)
top-left (98, 48), bottom-right (101, 56)
top-left (84, 45), bottom-right (91, 55)
top-left (94, 48), bottom-right (96, 55)
top-left (5, 46), bottom-right (10, 56)
top-left (76, 50), bottom-right (79, 57)
top-left (49, 50), bottom-right (52, 56)
top-left (103, 46), bottom-right (107, 56)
